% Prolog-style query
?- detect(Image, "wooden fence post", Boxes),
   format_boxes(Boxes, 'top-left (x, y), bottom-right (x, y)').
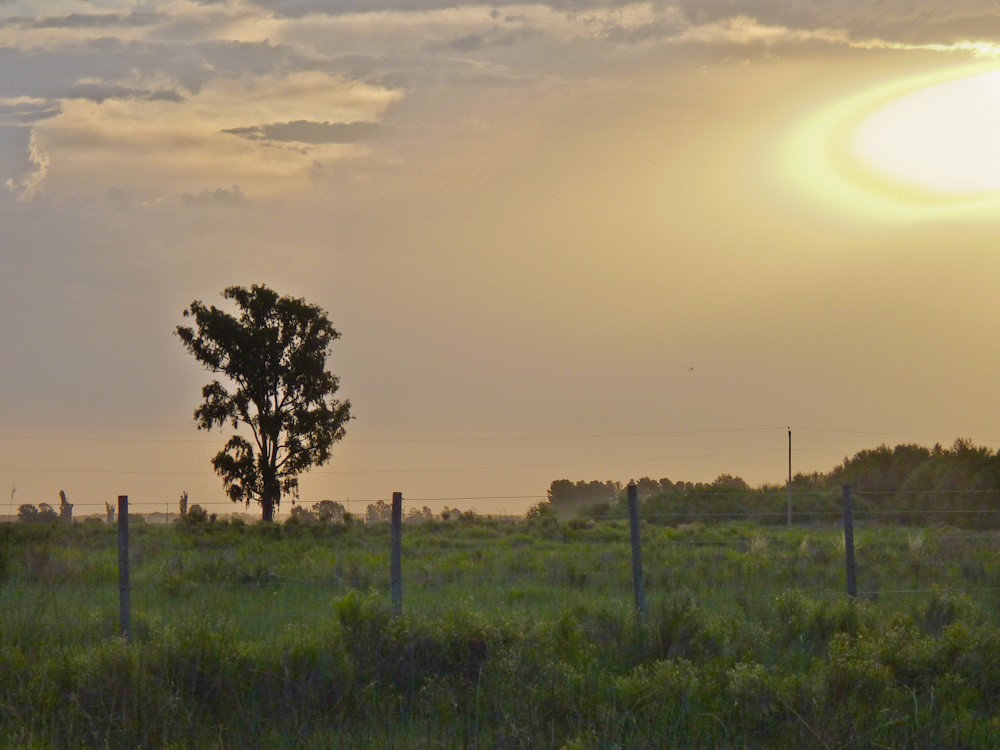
top-left (842, 484), bottom-right (858, 598)
top-left (117, 495), bottom-right (132, 642)
top-left (391, 491), bottom-right (403, 616)
top-left (787, 428), bottom-right (792, 527)
top-left (627, 483), bottom-right (647, 620)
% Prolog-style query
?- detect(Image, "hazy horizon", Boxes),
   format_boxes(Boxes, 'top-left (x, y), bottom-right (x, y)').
top-left (3, 1), bottom-right (1000, 517)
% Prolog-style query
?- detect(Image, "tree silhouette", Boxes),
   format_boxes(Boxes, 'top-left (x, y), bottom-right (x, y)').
top-left (177, 285), bottom-right (352, 522)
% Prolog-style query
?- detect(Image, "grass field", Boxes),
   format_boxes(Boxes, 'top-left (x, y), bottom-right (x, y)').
top-left (1, 514), bottom-right (999, 748)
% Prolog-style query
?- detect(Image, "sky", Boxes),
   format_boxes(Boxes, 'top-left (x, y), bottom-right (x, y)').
top-left (3, 0), bottom-right (1000, 518)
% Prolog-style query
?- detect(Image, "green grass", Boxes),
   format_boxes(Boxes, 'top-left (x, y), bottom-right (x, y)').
top-left (1, 516), bottom-right (1000, 748)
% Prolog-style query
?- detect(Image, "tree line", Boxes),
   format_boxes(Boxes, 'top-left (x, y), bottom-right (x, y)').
top-left (544, 438), bottom-right (1000, 527)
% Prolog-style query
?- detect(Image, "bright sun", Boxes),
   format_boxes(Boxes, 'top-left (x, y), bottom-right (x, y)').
top-left (852, 69), bottom-right (1000, 196)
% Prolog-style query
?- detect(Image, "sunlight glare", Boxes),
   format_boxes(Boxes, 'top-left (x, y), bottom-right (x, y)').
top-left (853, 69), bottom-right (1000, 195)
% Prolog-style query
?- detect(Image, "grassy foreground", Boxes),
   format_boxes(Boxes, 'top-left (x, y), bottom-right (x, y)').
top-left (1, 516), bottom-right (999, 748)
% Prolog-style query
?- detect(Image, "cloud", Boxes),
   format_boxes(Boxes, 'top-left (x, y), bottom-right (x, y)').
top-left (0, 12), bottom-right (165, 30)
top-left (0, 97), bottom-right (62, 125)
top-left (675, 0), bottom-right (1000, 45)
top-left (0, 39), bottom-right (316, 102)
top-left (67, 81), bottom-right (187, 104)
top-left (3, 129), bottom-right (49, 201)
top-left (32, 70), bottom-right (400, 197)
top-left (423, 25), bottom-right (542, 53)
top-left (3, 0), bottom-right (999, 207)
top-left (676, 15), bottom-right (849, 48)
top-left (182, 184), bottom-right (247, 207)
top-left (223, 119), bottom-right (381, 144)
top-left (225, 0), bottom-right (655, 19)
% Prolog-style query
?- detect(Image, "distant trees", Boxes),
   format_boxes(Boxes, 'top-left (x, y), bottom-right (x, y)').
top-left (17, 491), bottom-right (73, 524)
top-left (547, 479), bottom-right (623, 517)
top-left (365, 500), bottom-right (391, 524)
top-left (285, 500), bottom-right (349, 526)
top-left (17, 503), bottom-right (57, 524)
top-left (315, 500), bottom-right (347, 523)
top-left (542, 438), bottom-right (1000, 528)
top-left (176, 284), bottom-right (352, 522)
top-left (58, 490), bottom-right (72, 523)
top-left (406, 505), bottom-right (434, 523)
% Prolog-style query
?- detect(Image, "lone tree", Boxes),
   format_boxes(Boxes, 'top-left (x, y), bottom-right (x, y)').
top-left (176, 284), bottom-right (352, 522)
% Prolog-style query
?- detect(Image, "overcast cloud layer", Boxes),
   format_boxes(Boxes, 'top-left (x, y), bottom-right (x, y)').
top-left (4, 0), bottom-right (1000, 202)
top-left (3, 0), bottom-right (1000, 515)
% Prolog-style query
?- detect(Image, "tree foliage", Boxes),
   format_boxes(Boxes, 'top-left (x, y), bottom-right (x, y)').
top-left (176, 284), bottom-right (352, 522)
top-left (550, 438), bottom-right (1000, 528)
top-left (17, 503), bottom-right (58, 524)
top-left (58, 490), bottom-right (72, 523)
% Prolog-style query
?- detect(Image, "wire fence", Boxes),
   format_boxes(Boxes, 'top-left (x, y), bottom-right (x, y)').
top-left (2, 484), bottom-right (999, 648)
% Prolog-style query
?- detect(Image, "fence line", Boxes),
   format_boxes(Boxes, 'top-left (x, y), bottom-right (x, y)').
top-left (3, 481), bottom-right (998, 643)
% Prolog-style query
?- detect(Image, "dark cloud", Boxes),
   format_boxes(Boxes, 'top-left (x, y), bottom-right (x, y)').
top-left (223, 120), bottom-right (380, 144)
top-left (0, 99), bottom-right (62, 125)
top-left (675, 0), bottom-right (1000, 44)
top-left (424, 26), bottom-right (542, 54)
top-left (0, 39), bottom-right (315, 101)
top-left (66, 81), bottom-right (185, 104)
top-left (599, 16), bottom-right (688, 44)
top-left (0, 12), bottom-right (166, 29)
top-left (147, 89), bottom-right (186, 102)
top-left (216, 0), bottom-right (1000, 45)
top-left (197, 0), bottom-right (639, 19)
top-left (329, 52), bottom-right (524, 89)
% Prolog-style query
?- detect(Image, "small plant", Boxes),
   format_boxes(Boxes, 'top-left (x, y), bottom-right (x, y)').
top-left (676, 522), bottom-right (704, 534)
top-left (748, 532), bottom-right (769, 557)
top-left (179, 490), bottom-right (189, 518)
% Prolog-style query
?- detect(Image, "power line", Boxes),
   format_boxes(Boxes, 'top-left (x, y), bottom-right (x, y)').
top-left (3, 425), bottom-right (998, 448)
top-left (0, 425), bottom-right (785, 445)
top-left (346, 426), bottom-right (786, 444)
top-left (0, 449), bottom-right (784, 477)
top-left (310, 449), bottom-right (785, 474)
top-left (793, 426), bottom-right (1000, 444)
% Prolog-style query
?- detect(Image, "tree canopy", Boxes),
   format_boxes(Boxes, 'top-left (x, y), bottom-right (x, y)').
top-left (176, 284), bottom-right (352, 522)
top-left (544, 438), bottom-right (1000, 528)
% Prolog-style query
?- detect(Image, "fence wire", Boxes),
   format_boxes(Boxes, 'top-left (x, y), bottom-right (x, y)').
top-left (2, 491), bottom-right (999, 647)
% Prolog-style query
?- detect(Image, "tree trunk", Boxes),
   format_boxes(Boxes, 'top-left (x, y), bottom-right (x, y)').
top-left (261, 470), bottom-right (279, 523)
top-left (261, 496), bottom-right (275, 523)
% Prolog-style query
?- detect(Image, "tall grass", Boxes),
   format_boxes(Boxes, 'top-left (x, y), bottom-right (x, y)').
top-left (1, 517), bottom-right (999, 747)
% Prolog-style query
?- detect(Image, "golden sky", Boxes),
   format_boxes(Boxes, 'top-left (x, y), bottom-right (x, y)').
top-left (3, 1), bottom-right (1000, 516)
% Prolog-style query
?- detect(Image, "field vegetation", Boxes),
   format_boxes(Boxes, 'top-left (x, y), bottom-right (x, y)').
top-left (2, 495), bottom-right (999, 748)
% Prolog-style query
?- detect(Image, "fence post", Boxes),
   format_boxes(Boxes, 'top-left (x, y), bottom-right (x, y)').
top-left (842, 484), bottom-right (858, 598)
top-left (787, 428), bottom-right (792, 527)
top-left (117, 495), bottom-right (132, 643)
top-left (627, 483), bottom-right (647, 620)
top-left (391, 491), bottom-right (403, 616)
